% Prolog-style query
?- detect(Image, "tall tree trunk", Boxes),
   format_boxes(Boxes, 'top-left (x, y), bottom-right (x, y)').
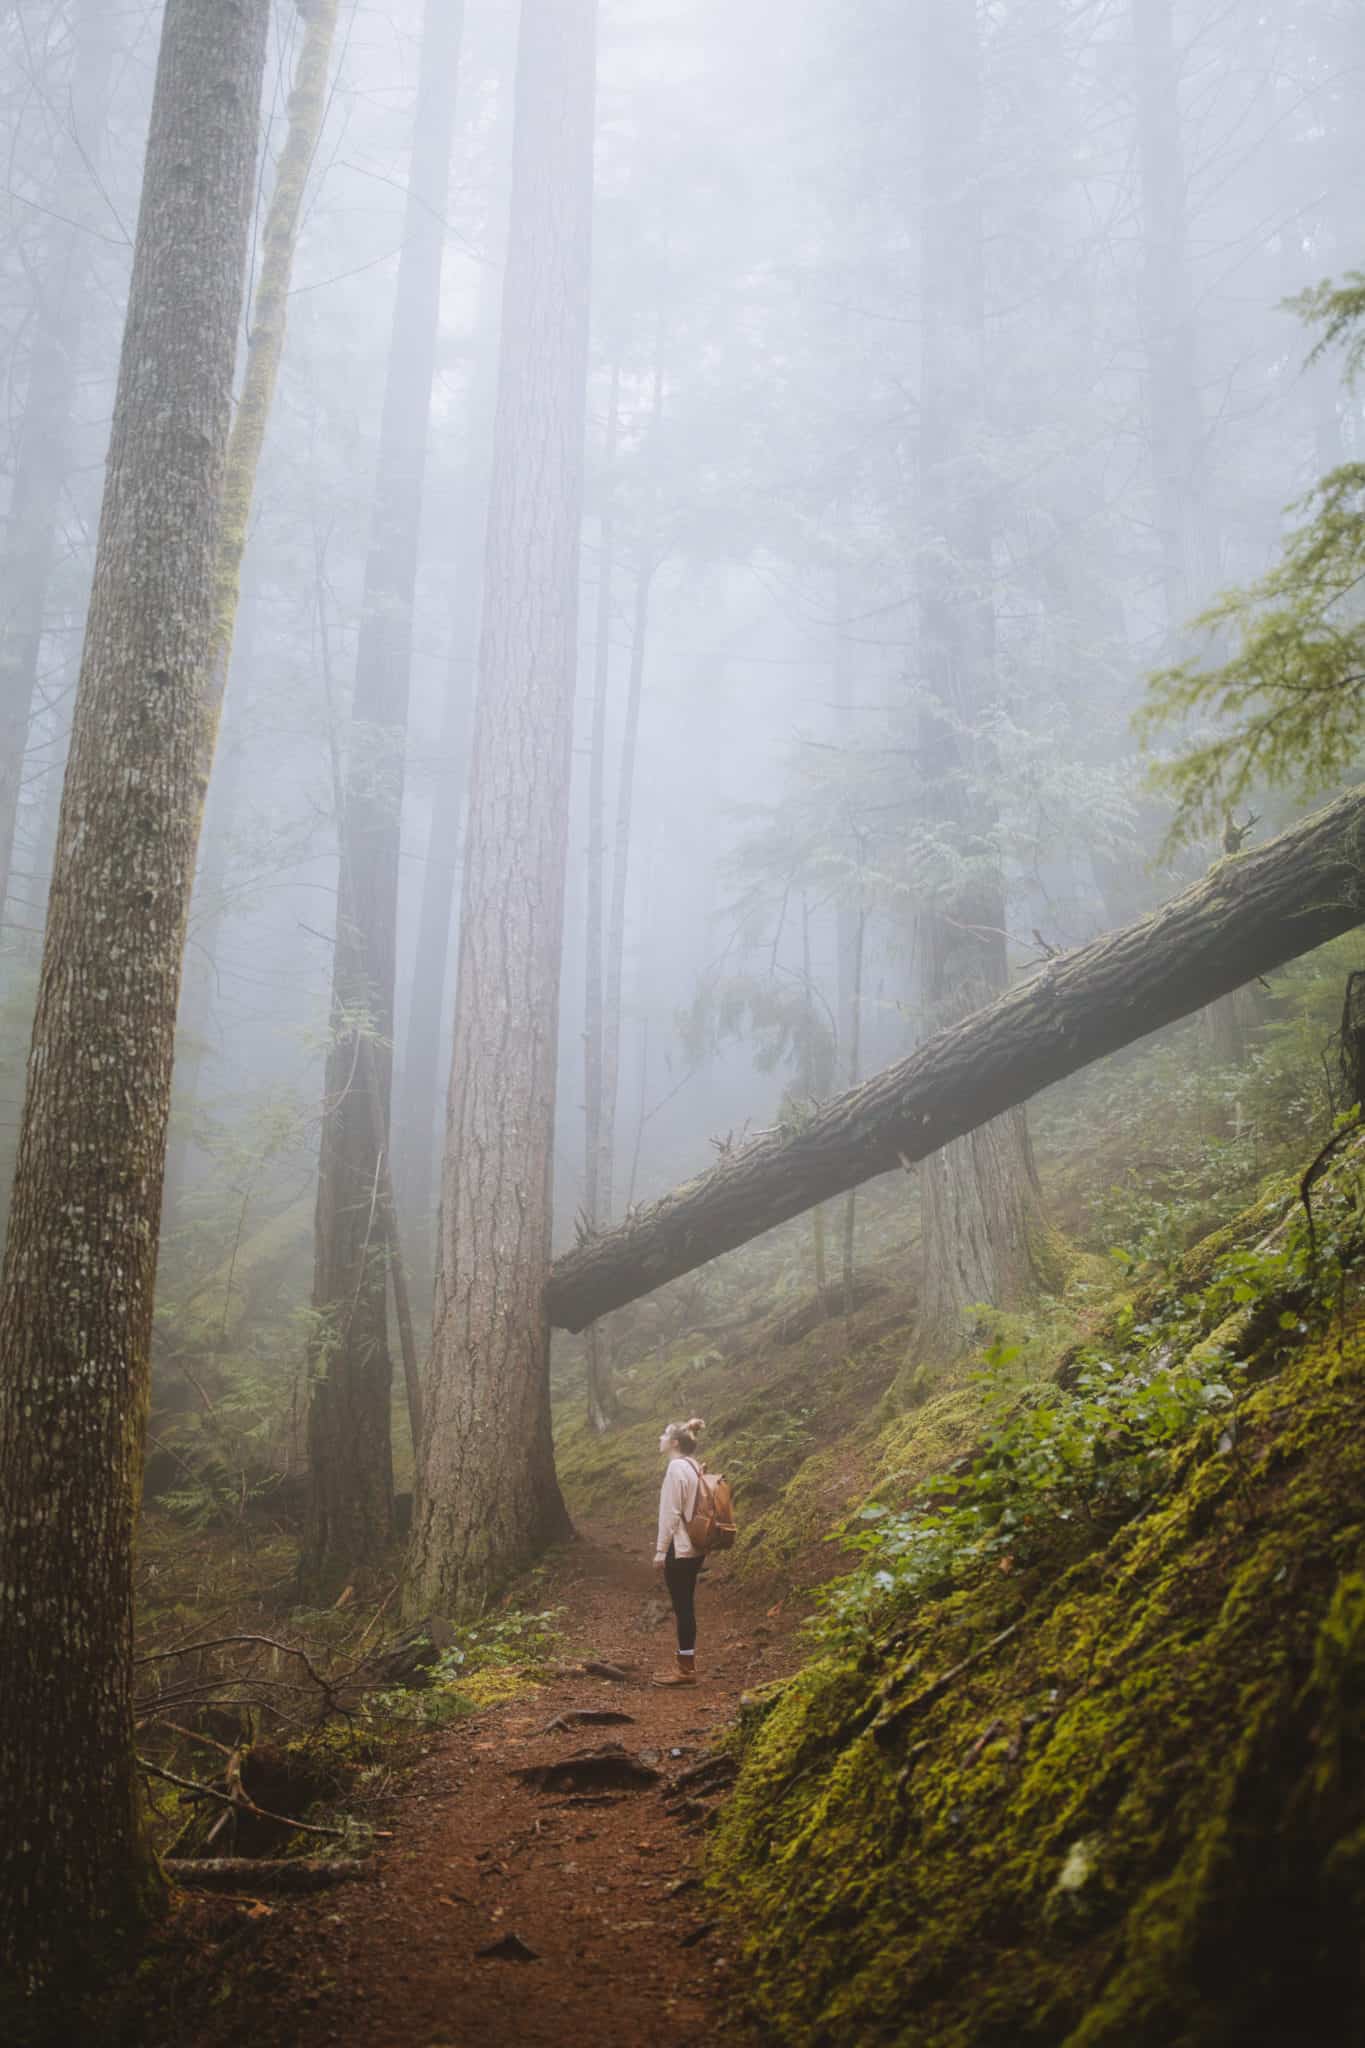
top-left (802, 890), bottom-right (830, 1301)
top-left (407, 0), bottom-right (598, 1619)
top-left (833, 571), bottom-right (864, 1310)
top-left (584, 544), bottom-right (658, 1429)
top-left (302, 0), bottom-right (465, 1600)
top-left (840, 902), bottom-right (866, 1313)
top-left (913, 0), bottom-right (1048, 1365)
top-left (161, 657), bottom-right (250, 1217)
top-left (0, 0), bottom-right (268, 2006)
top-left (0, 0), bottom-right (115, 935)
top-left (392, 115), bottom-right (512, 1273)
top-left (392, 614), bottom-right (473, 1267)
top-left (597, 357), bottom-right (664, 1231)
top-left (167, 0), bottom-right (342, 1214)
top-left (583, 366), bottom-right (621, 1434)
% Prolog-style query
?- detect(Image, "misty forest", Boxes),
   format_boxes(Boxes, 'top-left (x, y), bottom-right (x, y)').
top-left (3, 0), bottom-right (1365, 2040)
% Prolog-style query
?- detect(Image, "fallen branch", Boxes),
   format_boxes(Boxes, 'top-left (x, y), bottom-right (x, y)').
top-left (134, 1633), bottom-right (333, 1690)
top-left (164, 1857), bottom-right (373, 1892)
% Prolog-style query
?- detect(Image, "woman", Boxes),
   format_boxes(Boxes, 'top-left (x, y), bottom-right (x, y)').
top-left (653, 1417), bottom-right (707, 1686)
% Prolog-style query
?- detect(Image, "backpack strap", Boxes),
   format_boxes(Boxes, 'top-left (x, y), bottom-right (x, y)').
top-left (681, 1456), bottom-right (706, 1519)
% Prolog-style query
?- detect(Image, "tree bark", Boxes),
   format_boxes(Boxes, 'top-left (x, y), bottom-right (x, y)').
top-left (840, 903), bottom-right (865, 1313)
top-left (407, 0), bottom-right (598, 1619)
top-left (0, 0), bottom-right (269, 2005)
top-left (832, 566), bottom-right (864, 1311)
top-left (167, 0), bottom-right (342, 1214)
top-left (392, 114), bottom-right (511, 1269)
top-left (913, 0), bottom-right (1048, 1359)
top-left (546, 787), bottom-right (1365, 1332)
top-left (0, 0), bottom-right (115, 933)
top-left (302, 0), bottom-right (465, 1600)
top-left (598, 361), bottom-right (664, 1230)
top-left (583, 367), bottom-right (621, 1434)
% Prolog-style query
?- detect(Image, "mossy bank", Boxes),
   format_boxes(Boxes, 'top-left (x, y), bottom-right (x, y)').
top-left (712, 1159), bottom-right (1365, 2045)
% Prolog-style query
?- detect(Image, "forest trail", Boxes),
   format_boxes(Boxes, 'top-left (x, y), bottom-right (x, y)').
top-left (162, 1521), bottom-right (800, 2047)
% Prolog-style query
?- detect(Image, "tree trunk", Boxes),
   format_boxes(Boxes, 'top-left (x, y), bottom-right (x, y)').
top-left (0, 0), bottom-right (115, 933)
top-left (302, 0), bottom-right (465, 1600)
top-left (583, 366), bottom-right (621, 1434)
top-left (598, 358), bottom-right (664, 1229)
top-left (163, 600), bottom-right (255, 1219)
top-left (166, 0), bottom-right (342, 1212)
top-left (392, 120), bottom-right (510, 1269)
top-left (913, 0), bottom-right (1047, 1360)
top-left (0, 0), bottom-right (269, 2006)
top-left (392, 617), bottom-right (472, 1265)
top-left (832, 567), bottom-right (864, 1311)
top-left (840, 904), bottom-right (865, 1314)
top-left (545, 787), bottom-right (1365, 1332)
top-left (407, 0), bottom-right (599, 1619)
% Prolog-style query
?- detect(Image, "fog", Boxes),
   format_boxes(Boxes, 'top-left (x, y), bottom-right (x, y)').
top-left (0, 0), bottom-right (1361, 1395)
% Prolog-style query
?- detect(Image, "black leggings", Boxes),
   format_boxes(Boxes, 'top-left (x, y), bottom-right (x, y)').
top-left (664, 1543), bottom-right (702, 1653)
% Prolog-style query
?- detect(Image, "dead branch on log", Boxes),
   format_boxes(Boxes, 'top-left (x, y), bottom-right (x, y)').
top-left (136, 1755), bottom-right (386, 1841)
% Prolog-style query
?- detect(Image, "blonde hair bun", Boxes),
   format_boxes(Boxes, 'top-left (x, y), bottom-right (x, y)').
top-left (685, 1416), bottom-right (705, 1436)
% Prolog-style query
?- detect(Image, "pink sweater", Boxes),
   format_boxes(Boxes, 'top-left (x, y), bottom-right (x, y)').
top-left (655, 1456), bottom-right (701, 1563)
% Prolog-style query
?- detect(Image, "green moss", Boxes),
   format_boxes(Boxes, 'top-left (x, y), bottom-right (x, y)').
top-left (1029, 1216), bottom-right (1075, 1295)
top-left (713, 1269), bottom-right (1365, 2044)
top-left (452, 1665), bottom-right (543, 1710)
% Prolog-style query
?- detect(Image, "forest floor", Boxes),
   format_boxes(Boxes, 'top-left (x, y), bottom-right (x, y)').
top-left (129, 1516), bottom-right (813, 2048)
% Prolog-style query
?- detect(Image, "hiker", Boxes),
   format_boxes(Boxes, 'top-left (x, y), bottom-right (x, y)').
top-left (653, 1416), bottom-right (707, 1686)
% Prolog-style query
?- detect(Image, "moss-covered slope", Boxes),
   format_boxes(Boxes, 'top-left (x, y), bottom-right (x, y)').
top-left (714, 1185), bottom-right (1365, 2045)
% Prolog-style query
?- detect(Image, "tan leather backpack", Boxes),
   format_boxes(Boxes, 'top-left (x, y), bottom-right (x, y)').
top-left (682, 1457), bottom-right (738, 1553)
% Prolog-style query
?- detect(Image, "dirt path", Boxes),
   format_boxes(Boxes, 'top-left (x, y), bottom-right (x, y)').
top-left (145, 1522), bottom-right (800, 2047)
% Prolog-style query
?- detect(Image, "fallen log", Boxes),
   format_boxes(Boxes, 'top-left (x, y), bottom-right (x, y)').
top-left (546, 788), bottom-right (1365, 1331)
top-left (164, 1857), bottom-right (373, 1892)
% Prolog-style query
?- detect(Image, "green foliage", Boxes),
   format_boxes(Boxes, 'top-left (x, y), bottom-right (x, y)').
top-left (1139, 282), bottom-right (1365, 846)
top-left (1296, 270), bottom-right (1365, 386)
top-left (827, 1330), bottom-right (1243, 1636)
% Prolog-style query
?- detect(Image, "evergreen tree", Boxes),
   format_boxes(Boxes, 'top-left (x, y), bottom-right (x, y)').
top-left (0, 0), bottom-right (269, 2006)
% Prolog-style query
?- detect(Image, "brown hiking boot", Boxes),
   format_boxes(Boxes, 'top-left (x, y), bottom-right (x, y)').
top-left (653, 1653), bottom-right (697, 1686)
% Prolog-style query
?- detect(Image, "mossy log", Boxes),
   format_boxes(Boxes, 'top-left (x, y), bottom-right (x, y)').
top-left (547, 788), bottom-right (1365, 1331)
